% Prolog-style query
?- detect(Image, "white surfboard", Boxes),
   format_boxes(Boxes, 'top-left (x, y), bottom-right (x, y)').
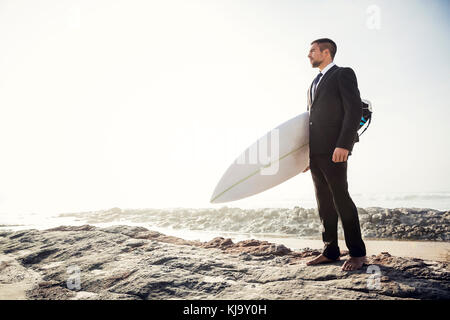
top-left (210, 112), bottom-right (310, 203)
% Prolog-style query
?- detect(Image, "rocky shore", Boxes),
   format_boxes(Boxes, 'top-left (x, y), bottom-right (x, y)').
top-left (56, 206), bottom-right (450, 241)
top-left (0, 225), bottom-right (448, 300)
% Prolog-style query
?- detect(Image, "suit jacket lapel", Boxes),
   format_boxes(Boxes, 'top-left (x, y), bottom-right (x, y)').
top-left (309, 64), bottom-right (339, 110)
top-left (307, 81), bottom-right (313, 111)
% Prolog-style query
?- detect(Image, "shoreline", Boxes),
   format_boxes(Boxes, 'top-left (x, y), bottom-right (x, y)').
top-left (1, 206), bottom-right (448, 242)
top-left (56, 206), bottom-right (450, 242)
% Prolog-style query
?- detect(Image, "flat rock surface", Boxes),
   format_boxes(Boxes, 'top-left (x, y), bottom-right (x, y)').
top-left (0, 225), bottom-right (448, 300)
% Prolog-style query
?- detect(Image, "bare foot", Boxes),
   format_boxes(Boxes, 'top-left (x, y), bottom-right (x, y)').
top-left (341, 256), bottom-right (366, 271)
top-left (306, 254), bottom-right (339, 266)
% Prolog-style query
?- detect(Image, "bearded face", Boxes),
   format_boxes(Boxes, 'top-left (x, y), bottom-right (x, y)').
top-left (308, 43), bottom-right (325, 68)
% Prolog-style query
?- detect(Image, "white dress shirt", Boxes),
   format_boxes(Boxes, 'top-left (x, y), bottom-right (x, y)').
top-left (312, 61), bottom-right (336, 98)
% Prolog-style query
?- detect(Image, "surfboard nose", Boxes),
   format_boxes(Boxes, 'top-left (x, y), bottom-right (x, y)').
top-left (210, 185), bottom-right (225, 203)
top-left (210, 196), bottom-right (219, 204)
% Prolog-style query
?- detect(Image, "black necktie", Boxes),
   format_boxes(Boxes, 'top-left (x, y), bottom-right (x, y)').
top-left (312, 72), bottom-right (323, 100)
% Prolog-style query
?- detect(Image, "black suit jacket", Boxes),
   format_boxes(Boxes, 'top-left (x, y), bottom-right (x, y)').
top-left (307, 64), bottom-right (362, 155)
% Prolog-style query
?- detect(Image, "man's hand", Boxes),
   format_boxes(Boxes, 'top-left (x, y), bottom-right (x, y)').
top-left (332, 147), bottom-right (349, 162)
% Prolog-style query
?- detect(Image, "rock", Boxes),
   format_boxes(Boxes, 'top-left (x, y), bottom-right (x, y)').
top-left (46, 225), bottom-right (96, 232)
top-left (0, 225), bottom-right (448, 300)
top-left (371, 213), bottom-right (382, 223)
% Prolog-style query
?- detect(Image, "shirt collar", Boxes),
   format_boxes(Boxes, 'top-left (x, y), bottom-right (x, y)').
top-left (319, 61), bottom-right (336, 75)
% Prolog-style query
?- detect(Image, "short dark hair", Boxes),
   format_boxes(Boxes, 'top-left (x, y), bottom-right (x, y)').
top-left (311, 38), bottom-right (337, 60)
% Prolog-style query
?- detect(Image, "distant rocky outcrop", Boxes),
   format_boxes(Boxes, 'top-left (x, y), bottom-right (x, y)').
top-left (56, 206), bottom-right (450, 241)
top-left (0, 225), bottom-right (448, 300)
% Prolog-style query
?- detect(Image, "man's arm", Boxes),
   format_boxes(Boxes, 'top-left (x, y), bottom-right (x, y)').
top-left (336, 67), bottom-right (362, 151)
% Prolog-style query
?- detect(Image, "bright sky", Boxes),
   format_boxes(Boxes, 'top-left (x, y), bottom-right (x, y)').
top-left (0, 0), bottom-right (449, 215)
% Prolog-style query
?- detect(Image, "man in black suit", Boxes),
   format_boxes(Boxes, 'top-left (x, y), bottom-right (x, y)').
top-left (302, 38), bottom-right (366, 271)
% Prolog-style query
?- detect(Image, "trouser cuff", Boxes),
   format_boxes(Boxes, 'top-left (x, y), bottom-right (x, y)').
top-left (322, 248), bottom-right (340, 261)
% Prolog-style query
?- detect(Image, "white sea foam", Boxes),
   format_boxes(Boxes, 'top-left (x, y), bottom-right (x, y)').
top-left (1, 192), bottom-right (449, 241)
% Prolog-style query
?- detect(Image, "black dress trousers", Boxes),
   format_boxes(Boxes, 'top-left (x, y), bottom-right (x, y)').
top-left (309, 153), bottom-right (366, 260)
